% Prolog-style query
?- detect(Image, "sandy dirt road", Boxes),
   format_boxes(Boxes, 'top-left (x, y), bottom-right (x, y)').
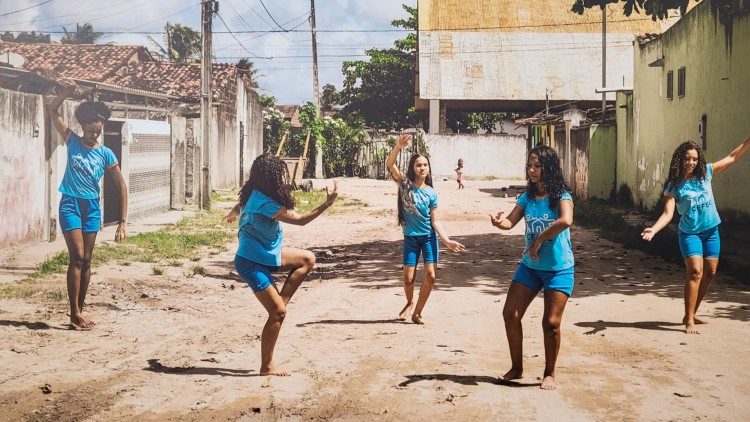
top-left (1, 178), bottom-right (748, 421)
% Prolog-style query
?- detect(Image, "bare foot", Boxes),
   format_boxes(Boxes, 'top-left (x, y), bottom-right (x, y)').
top-left (260, 363), bottom-right (290, 377)
top-left (398, 302), bottom-right (413, 321)
top-left (684, 315), bottom-right (707, 325)
top-left (540, 375), bottom-right (557, 390)
top-left (685, 323), bottom-right (700, 334)
top-left (411, 314), bottom-right (425, 325)
top-left (69, 314), bottom-right (93, 330)
top-left (499, 368), bottom-right (523, 382)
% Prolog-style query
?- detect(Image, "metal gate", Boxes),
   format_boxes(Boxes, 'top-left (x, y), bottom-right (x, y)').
top-left (129, 133), bottom-right (171, 221)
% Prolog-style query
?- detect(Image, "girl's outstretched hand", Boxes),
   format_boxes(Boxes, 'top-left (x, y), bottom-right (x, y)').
top-left (444, 239), bottom-right (466, 253)
top-left (396, 133), bottom-right (411, 149)
top-left (489, 211), bottom-right (505, 228)
top-left (325, 180), bottom-right (339, 207)
top-left (641, 227), bottom-right (655, 241)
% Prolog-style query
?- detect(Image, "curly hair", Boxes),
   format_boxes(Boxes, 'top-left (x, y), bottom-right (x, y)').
top-left (239, 153), bottom-right (295, 209)
top-left (664, 141), bottom-right (707, 191)
top-left (74, 101), bottom-right (111, 125)
top-left (526, 145), bottom-right (571, 210)
top-left (397, 153), bottom-right (434, 226)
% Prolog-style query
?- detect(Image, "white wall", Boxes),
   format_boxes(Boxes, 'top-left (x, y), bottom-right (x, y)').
top-left (425, 133), bottom-right (526, 178)
top-left (0, 88), bottom-right (47, 246)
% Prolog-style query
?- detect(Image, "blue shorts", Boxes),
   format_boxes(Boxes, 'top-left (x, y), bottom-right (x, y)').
top-left (403, 232), bottom-right (439, 267)
top-left (59, 194), bottom-right (101, 233)
top-left (513, 263), bottom-right (575, 297)
top-left (678, 226), bottom-right (720, 259)
top-left (234, 255), bottom-right (279, 292)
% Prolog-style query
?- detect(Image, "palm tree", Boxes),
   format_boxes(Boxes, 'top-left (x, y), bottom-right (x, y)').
top-left (237, 58), bottom-right (259, 88)
top-left (165, 23), bottom-right (200, 62)
top-left (60, 23), bottom-right (102, 44)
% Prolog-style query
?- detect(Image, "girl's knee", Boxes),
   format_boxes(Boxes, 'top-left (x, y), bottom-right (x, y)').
top-left (542, 316), bottom-right (561, 332)
top-left (69, 255), bottom-right (91, 269)
top-left (270, 306), bottom-right (287, 322)
top-left (303, 251), bottom-right (316, 269)
top-left (503, 306), bottom-right (521, 322)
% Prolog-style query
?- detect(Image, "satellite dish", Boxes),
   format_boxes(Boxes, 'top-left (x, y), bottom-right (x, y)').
top-left (0, 51), bottom-right (25, 68)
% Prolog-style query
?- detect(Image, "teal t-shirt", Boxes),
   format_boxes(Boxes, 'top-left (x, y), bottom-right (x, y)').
top-left (516, 191), bottom-right (574, 271)
top-left (665, 163), bottom-right (721, 234)
top-left (235, 191), bottom-right (285, 267)
top-left (58, 131), bottom-right (118, 200)
top-left (402, 184), bottom-right (438, 236)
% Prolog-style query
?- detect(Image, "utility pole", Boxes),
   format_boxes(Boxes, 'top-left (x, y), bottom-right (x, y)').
top-left (201, 0), bottom-right (217, 209)
top-left (310, 0), bottom-right (323, 178)
top-left (601, 5), bottom-right (607, 119)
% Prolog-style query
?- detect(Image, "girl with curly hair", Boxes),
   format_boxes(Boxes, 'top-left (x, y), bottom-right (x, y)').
top-left (386, 134), bottom-right (465, 325)
top-left (47, 82), bottom-right (128, 331)
top-left (642, 136), bottom-right (750, 334)
top-left (224, 153), bottom-right (337, 376)
top-left (490, 145), bottom-right (574, 390)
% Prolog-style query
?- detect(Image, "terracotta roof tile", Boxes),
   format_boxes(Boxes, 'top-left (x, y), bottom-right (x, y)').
top-left (636, 33), bottom-right (662, 45)
top-left (104, 61), bottom-right (240, 102)
top-left (0, 42), bottom-right (150, 81)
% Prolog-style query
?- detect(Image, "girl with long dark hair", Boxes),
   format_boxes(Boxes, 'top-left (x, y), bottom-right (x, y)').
top-left (386, 134), bottom-right (465, 325)
top-left (490, 145), bottom-right (574, 390)
top-left (224, 153), bottom-right (338, 376)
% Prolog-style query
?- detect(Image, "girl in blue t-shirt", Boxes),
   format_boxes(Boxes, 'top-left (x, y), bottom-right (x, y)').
top-left (489, 145), bottom-right (574, 390)
top-left (224, 153), bottom-right (337, 376)
top-left (642, 137), bottom-right (750, 334)
top-left (386, 134), bottom-right (465, 325)
top-left (47, 82), bottom-right (129, 331)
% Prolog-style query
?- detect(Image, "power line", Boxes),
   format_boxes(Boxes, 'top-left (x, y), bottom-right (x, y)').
top-left (4, 0), bottom-right (144, 26)
top-left (215, 11), bottom-right (271, 59)
top-left (0, 0), bottom-right (54, 17)
top-left (123, 3), bottom-right (201, 32)
top-left (257, 0), bottom-right (287, 31)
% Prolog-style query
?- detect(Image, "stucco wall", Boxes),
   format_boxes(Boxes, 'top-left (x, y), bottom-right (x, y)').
top-left (588, 124), bottom-right (617, 200)
top-left (619, 1), bottom-right (750, 214)
top-left (425, 133), bottom-right (526, 178)
top-left (0, 88), bottom-right (46, 246)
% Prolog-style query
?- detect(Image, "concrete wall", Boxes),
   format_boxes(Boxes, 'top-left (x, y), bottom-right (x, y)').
top-left (424, 133), bottom-right (526, 178)
top-left (185, 118), bottom-right (200, 205)
top-left (170, 116), bottom-right (187, 209)
top-left (244, 88), bottom-right (264, 182)
top-left (588, 124), bottom-right (617, 200)
top-left (0, 89), bottom-right (47, 246)
top-left (618, 1), bottom-right (750, 214)
top-left (418, 31), bottom-right (636, 102)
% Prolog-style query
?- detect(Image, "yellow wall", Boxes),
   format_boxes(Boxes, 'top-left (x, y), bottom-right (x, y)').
top-left (418, 0), bottom-right (671, 33)
top-left (617, 1), bottom-right (750, 215)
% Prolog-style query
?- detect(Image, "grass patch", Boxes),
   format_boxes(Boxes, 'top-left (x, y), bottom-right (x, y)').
top-left (191, 265), bottom-right (206, 276)
top-left (292, 190), bottom-right (367, 214)
top-left (212, 191), bottom-right (238, 203)
top-left (152, 266), bottom-right (164, 275)
top-left (168, 260), bottom-right (182, 267)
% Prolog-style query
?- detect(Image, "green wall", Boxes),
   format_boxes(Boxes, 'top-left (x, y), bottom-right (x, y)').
top-left (617, 1), bottom-right (750, 215)
top-left (588, 124), bottom-right (617, 200)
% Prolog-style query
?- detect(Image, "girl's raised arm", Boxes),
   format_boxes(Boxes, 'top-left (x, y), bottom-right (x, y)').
top-left (712, 134), bottom-right (750, 174)
top-left (490, 205), bottom-right (524, 230)
top-left (386, 134), bottom-right (411, 183)
top-left (276, 180), bottom-right (338, 226)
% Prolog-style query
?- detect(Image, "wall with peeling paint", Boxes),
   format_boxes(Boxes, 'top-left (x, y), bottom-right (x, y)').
top-left (588, 124), bottom-right (617, 200)
top-left (0, 89), bottom-right (47, 246)
top-left (424, 133), bottom-right (526, 178)
top-left (618, 0), bottom-right (750, 215)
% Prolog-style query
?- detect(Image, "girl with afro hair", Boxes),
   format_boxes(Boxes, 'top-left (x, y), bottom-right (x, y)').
top-left (642, 136), bottom-right (750, 334)
top-left (47, 81), bottom-right (128, 331)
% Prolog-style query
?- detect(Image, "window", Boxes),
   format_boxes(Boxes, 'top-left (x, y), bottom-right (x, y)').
top-left (666, 70), bottom-right (674, 100)
top-left (700, 114), bottom-right (708, 151)
top-left (678, 67), bottom-right (686, 98)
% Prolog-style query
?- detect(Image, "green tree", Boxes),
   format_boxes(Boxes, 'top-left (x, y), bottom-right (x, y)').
top-left (340, 4), bottom-right (420, 130)
top-left (259, 94), bottom-right (277, 108)
top-left (321, 83), bottom-right (341, 111)
top-left (237, 58), bottom-right (259, 88)
top-left (165, 23), bottom-right (200, 61)
top-left (571, 0), bottom-right (691, 20)
top-left (1, 31), bottom-right (50, 43)
top-left (60, 23), bottom-right (102, 44)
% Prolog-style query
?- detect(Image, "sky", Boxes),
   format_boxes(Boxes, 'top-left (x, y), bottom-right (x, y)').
top-left (0, 0), bottom-right (417, 104)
